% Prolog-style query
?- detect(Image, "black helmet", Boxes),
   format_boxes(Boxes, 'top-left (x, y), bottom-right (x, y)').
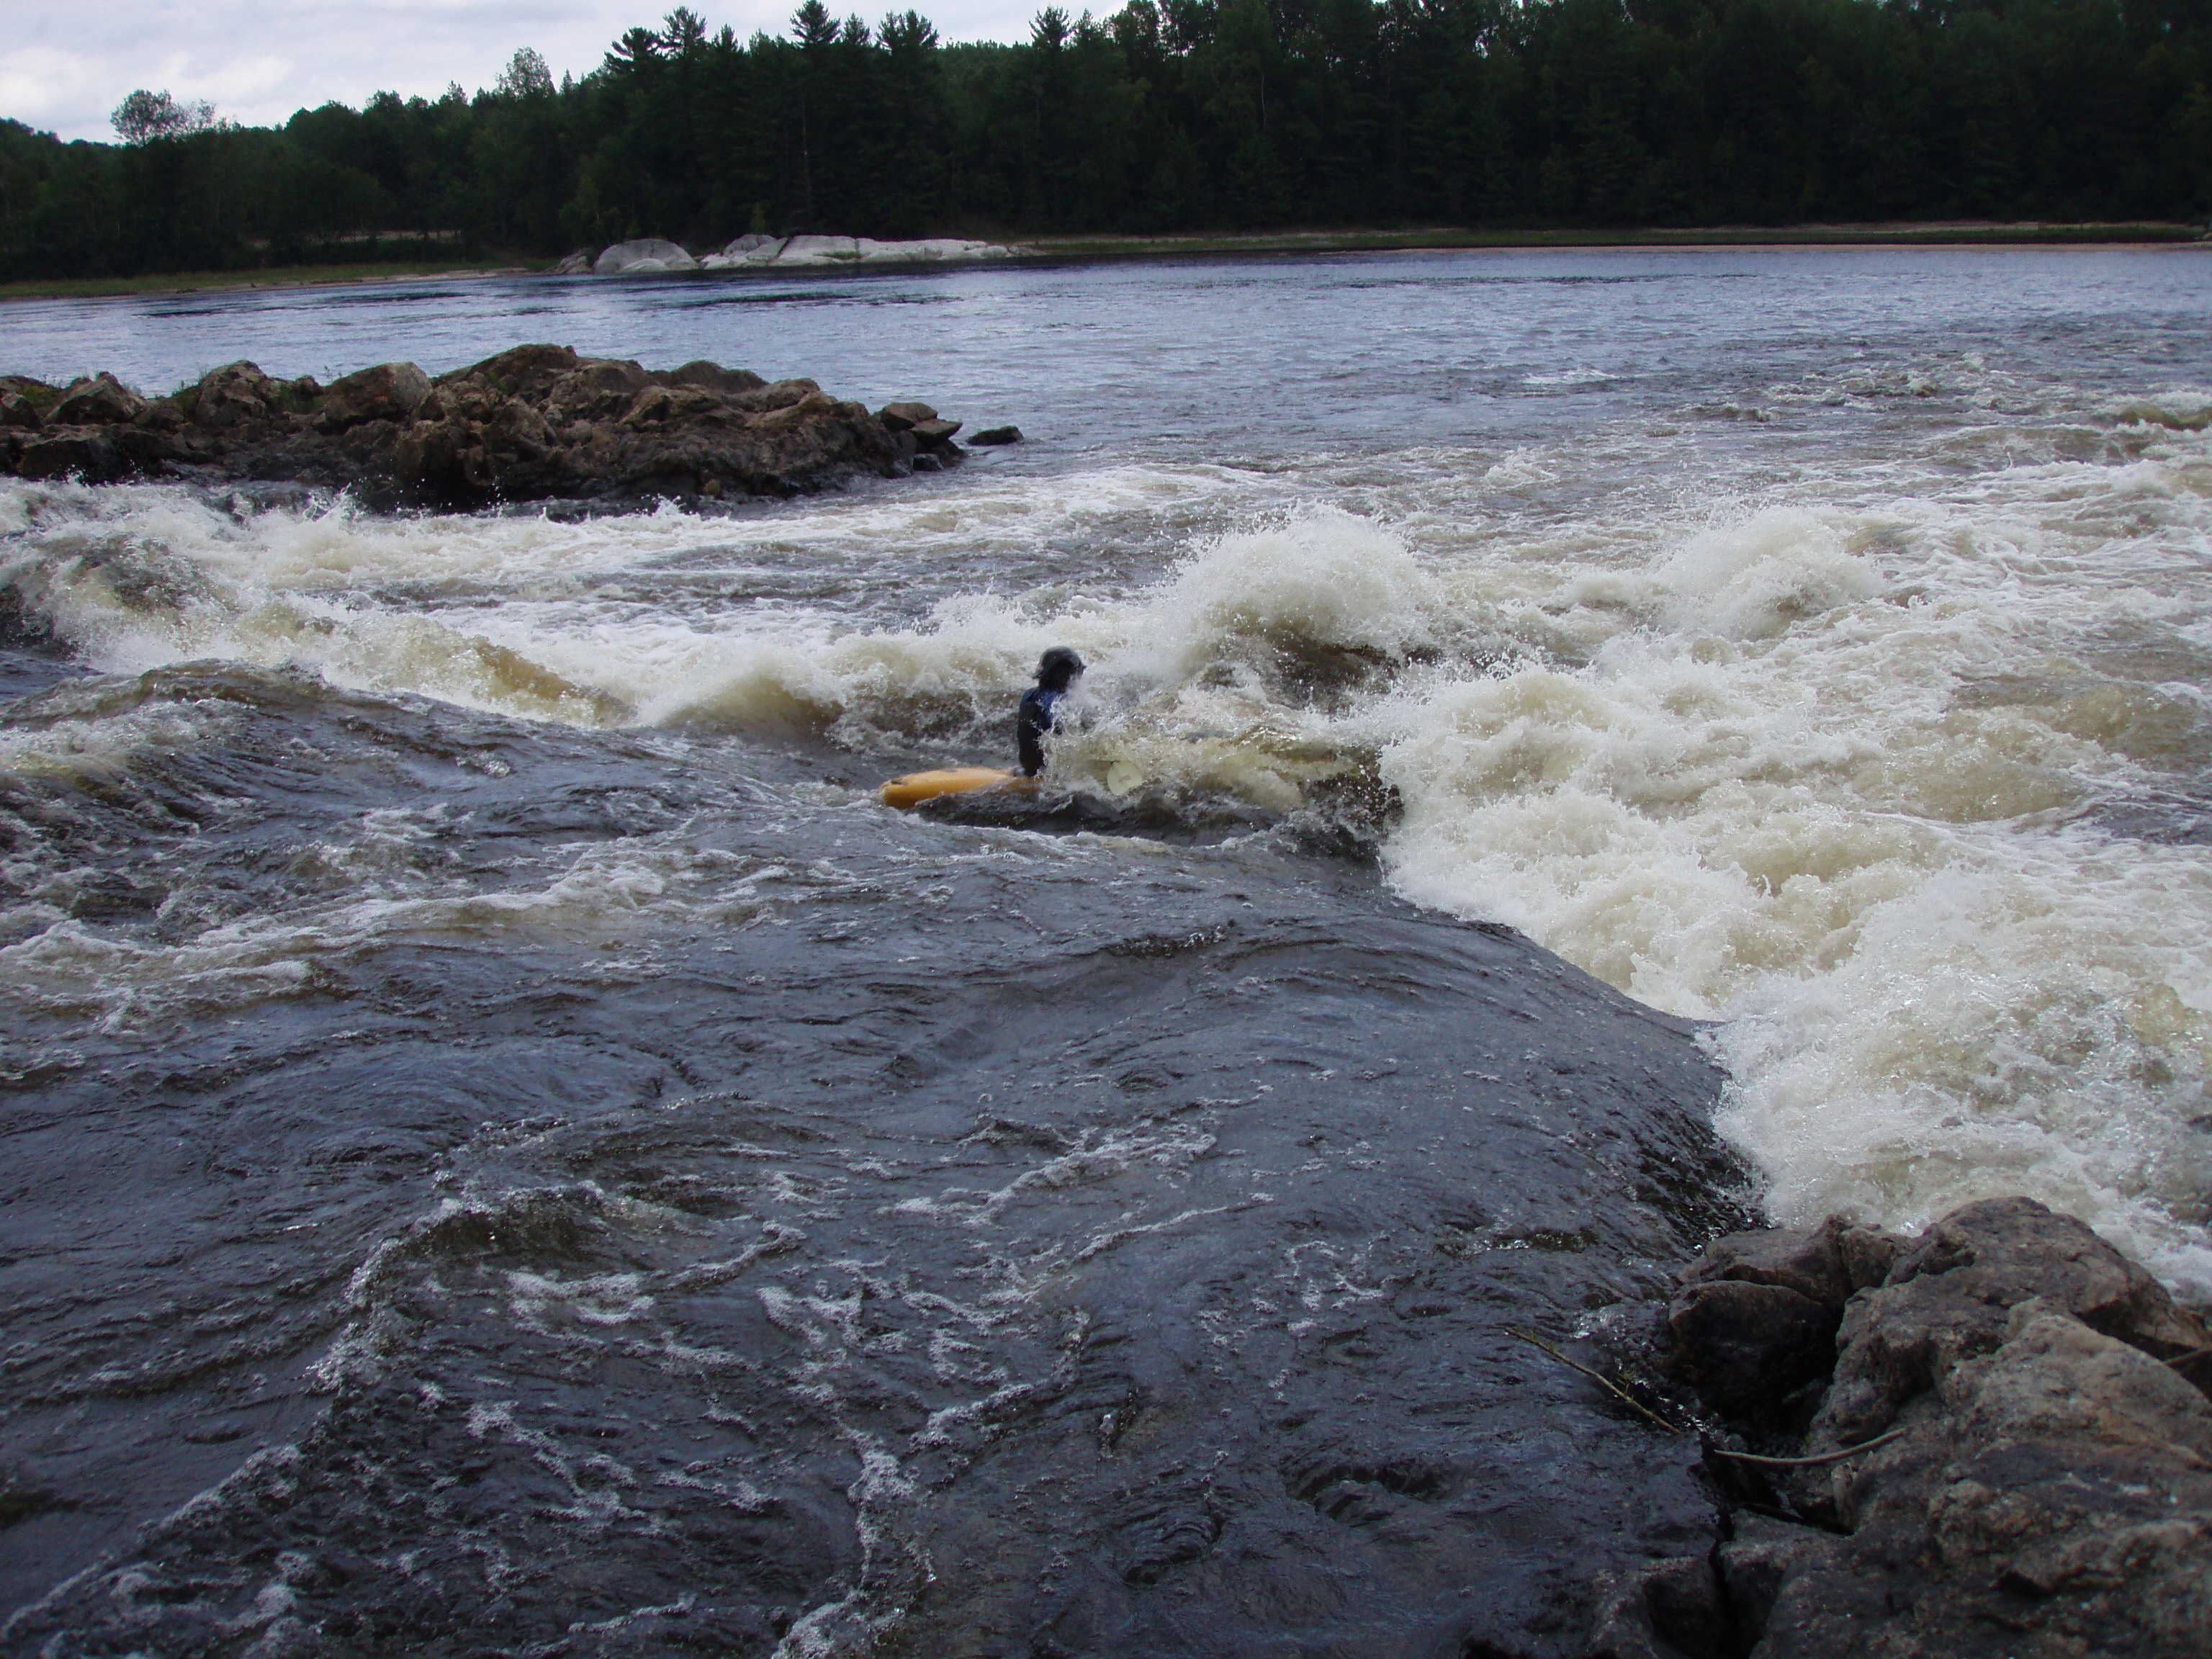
top-left (1036, 647), bottom-right (1085, 690)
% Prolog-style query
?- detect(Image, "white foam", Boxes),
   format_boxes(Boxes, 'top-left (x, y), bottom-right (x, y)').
top-left (1377, 426), bottom-right (2212, 1292)
top-left (1523, 368), bottom-right (1618, 388)
top-left (10, 386), bottom-right (2212, 1295)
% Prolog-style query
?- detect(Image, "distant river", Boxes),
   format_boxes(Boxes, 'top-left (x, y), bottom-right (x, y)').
top-left (4, 246), bottom-right (2211, 1650)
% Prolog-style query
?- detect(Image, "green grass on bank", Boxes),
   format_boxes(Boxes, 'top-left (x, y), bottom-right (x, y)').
top-left (0, 261), bottom-right (534, 302)
top-left (2, 223), bottom-right (2200, 303)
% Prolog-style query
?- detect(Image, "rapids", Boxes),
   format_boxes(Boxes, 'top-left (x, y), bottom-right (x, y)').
top-left (4, 246), bottom-right (2211, 1652)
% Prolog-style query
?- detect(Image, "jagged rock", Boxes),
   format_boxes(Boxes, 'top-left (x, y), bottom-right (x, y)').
top-left (0, 373), bottom-right (59, 413)
top-left (1812, 1195), bottom-right (2207, 1447)
top-left (970, 424), bottom-right (1022, 444)
top-left (593, 238), bottom-right (698, 275)
top-left (1668, 1278), bottom-right (1838, 1422)
top-left (1587, 1555), bottom-right (1733, 1659)
top-left (0, 346), bottom-right (953, 505)
top-left (1682, 1213), bottom-right (1903, 1310)
top-left (13, 431), bottom-right (123, 481)
top-left (314, 361), bottom-right (431, 432)
top-left (0, 394), bottom-right (41, 431)
top-left (1642, 1197), bottom-right (2212, 1658)
top-left (1758, 1305), bottom-right (2212, 1658)
top-left (184, 361), bottom-right (311, 431)
top-left (1666, 1214), bottom-right (1905, 1425)
top-left (877, 400), bottom-right (935, 430)
top-left (1715, 1514), bottom-right (1843, 1648)
top-left (52, 373), bottom-right (144, 426)
top-left (663, 360), bottom-right (768, 397)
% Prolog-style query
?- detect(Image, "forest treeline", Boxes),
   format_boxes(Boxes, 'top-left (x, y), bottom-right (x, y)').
top-left (3, 0), bottom-right (2209, 279)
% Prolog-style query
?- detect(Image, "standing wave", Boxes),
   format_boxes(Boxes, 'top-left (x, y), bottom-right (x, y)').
top-left (1378, 405), bottom-right (2212, 1292)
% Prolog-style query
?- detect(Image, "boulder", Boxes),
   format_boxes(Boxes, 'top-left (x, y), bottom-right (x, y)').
top-left (1812, 1195), bottom-right (2208, 1448)
top-left (14, 431), bottom-right (123, 481)
top-left (545, 359), bottom-right (654, 426)
top-left (662, 361), bottom-right (768, 397)
top-left (1757, 1305), bottom-right (2212, 1658)
top-left (133, 398), bottom-right (186, 433)
top-left (593, 239), bottom-right (698, 275)
top-left (52, 372), bottom-right (145, 426)
top-left (552, 249), bottom-right (593, 275)
top-left (185, 361), bottom-right (300, 431)
top-left (774, 235), bottom-right (860, 264)
top-left (721, 233), bottom-right (778, 258)
top-left (910, 417), bottom-right (961, 446)
top-left (970, 425), bottom-right (1023, 445)
top-left (1667, 1277), bottom-right (1838, 1423)
top-left (1682, 1213), bottom-right (1903, 1310)
top-left (877, 400), bottom-right (935, 430)
top-left (0, 393), bottom-right (42, 431)
top-left (1635, 1197), bottom-right (2212, 1659)
top-left (314, 361), bottom-right (431, 432)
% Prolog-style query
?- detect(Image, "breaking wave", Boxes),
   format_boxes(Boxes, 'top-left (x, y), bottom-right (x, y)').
top-left (7, 374), bottom-right (2212, 1292)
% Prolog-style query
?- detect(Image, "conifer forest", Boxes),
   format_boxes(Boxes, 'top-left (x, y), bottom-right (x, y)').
top-left (2, 0), bottom-right (2208, 280)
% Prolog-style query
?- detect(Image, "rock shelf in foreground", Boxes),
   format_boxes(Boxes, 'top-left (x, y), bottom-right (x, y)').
top-left (0, 347), bottom-right (981, 506)
top-left (1602, 1197), bottom-right (2212, 1658)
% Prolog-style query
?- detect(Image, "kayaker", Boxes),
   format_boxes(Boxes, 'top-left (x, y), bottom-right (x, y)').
top-left (1016, 647), bottom-right (1084, 775)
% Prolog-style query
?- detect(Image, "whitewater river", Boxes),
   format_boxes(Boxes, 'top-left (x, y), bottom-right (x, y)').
top-left (4, 246), bottom-right (2210, 1653)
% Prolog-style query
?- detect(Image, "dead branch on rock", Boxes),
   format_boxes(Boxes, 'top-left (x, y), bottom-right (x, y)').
top-left (1509, 1326), bottom-right (1684, 1435)
top-left (1705, 1428), bottom-right (1906, 1468)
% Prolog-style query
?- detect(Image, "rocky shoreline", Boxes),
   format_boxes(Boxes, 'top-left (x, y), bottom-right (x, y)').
top-left (0, 346), bottom-right (1015, 507)
top-left (565, 233), bottom-right (1021, 274)
top-left (1599, 1197), bottom-right (2212, 1658)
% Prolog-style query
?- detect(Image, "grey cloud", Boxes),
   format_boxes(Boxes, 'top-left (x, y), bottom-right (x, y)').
top-left (4, 0), bottom-right (1030, 142)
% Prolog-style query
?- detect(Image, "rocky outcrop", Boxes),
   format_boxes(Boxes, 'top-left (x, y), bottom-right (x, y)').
top-left (1599, 1197), bottom-right (2212, 1658)
top-left (575, 234), bottom-right (1018, 273)
top-left (0, 349), bottom-right (982, 505)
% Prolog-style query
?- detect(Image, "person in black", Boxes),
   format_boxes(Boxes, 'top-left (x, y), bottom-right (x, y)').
top-left (1016, 647), bottom-right (1084, 775)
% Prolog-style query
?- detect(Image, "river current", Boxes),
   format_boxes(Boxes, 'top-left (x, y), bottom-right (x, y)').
top-left (3, 247), bottom-right (2211, 1653)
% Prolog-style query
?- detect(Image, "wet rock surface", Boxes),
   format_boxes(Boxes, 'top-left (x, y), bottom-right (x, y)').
top-left (0, 658), bottom-right (1759, 1658)
top-left (0, 347), bottom-right (979, 506)
top-left (1611, 1197), bottom-right (2212, 1658)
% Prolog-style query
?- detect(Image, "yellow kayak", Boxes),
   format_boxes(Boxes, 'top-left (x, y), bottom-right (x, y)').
top-left (878, 766), bottom-right (1035, 809)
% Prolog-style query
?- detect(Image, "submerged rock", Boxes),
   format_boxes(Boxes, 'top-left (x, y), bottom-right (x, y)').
top-left (0, 348), bottom-right (979, 505)
top-left (1616, 1197), bottom-right (2212, 1658)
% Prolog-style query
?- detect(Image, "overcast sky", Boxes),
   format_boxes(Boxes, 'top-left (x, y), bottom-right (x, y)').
top-left (4, 0), bottom-right (1038, 143)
